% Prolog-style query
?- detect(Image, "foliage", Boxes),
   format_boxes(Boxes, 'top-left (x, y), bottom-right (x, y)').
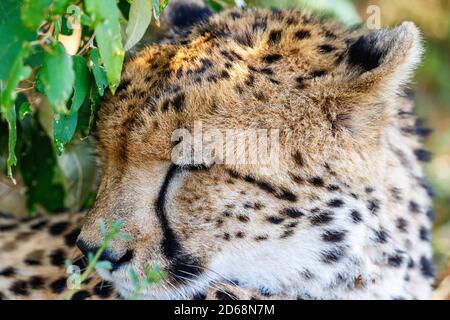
top-left (64, 218), bottom-right (132, 300)
top-left (0, 0), bottom-right (169, 213)
top-left (65, 218), bottom-right (166, 300)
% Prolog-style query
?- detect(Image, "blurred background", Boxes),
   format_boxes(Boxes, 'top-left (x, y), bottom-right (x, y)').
top-left (1, 0), bottom-right (449, 298)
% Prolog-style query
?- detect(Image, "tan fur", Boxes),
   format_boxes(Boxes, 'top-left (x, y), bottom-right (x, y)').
top-left (0, 8), bottom-right (434, 300)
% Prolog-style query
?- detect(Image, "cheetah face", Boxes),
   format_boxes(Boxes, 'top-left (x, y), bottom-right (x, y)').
top-left (76, 8), bottom-right (425, 299)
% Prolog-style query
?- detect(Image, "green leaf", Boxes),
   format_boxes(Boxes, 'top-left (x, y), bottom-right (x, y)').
top-left (41, 43), bottom-right (74, 115)
top-left (129, 268), bottom-right (140, 288)
top-left (0, 46), bottom-right (31, 179)
top-left (95, 260), bottom-right (113, 271)
top-left (19, 118), bottom-right (65, 212)
top-left (53, 55), bottom-right (90, 153)
top-left (19, 102), bottom-right (32, 120)
top-left (85, 0), bottom-right (124, 92)
top-left (98, 218), bottom-right (107, 236)
top-left (21, 0), bottom-right (52, 31)
top-left (88, 48), bottom-right (108, 96)
top-left (53, 112), bottom-right (77, 154)
top-left (56, 140), bottom-right (97, 211)
top-left (0, 0), bottom-right (35, 81)
top-left (153, 0), bottom-right (169, 21)
top-left (117, 233), bottom-right (133, 241)
top-left (111, 219), bottom-right (124, 231)
top-left (70, 56), bottom-right (91, 113)
top-left (51, 0), bottom-right (72, 15)
top-left (124, 0), bottom-right (152, 51)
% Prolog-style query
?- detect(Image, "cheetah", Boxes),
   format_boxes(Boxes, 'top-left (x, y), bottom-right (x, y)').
top-left (0, 1), bottom-right (435, 300)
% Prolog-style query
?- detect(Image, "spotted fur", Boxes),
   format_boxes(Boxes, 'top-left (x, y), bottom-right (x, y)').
top-left (0, 3), bottom-right (434, 300)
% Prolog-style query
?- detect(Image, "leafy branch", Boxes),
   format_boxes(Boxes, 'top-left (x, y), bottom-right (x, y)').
top-left (0, 0), bottom-right (170, 213)
top-left (64, 218), bottom-right (132, 300)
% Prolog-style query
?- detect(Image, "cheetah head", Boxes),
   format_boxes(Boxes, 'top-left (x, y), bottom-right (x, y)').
top-left (76, 8), bottom-right (425, 299)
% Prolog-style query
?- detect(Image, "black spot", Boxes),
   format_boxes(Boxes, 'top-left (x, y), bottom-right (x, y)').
top-left (259, 287), bottom-right (272, 297)
top-left (234, 30), bottom-right (254, 47)
top-left (374, 229), bottom-right (389, 243)
top-left (24, 250), bottom-right (44, 266)
top-left (49, 221), bottom-right (69, 236)
top-left (49, 249), bottom-right (66, 267)
top-left (367, 199), bottom-right (380, 214)
top-left (29, 276), bottom-right (45, 289)
top-left (318, 44), bottom-right (335, 53)
top-left (256, 180), bottom-right (275, 193)
top-left (350, 210), bottom-right (363, 223)
top-left (0, 224), bottom-right (17, 232)
top-left (0, 267), bottom-right (16, 277)
top-left (365, 187), bottom-right (375, 194)
top-left (328, 199), bottom-right (344, 208)
top-left (322, 248), bottom-right (344, 263)
top-left (280, 208), bottom-right (304, 218)
top-left (237, 215), bottom-right (249, 223)
top-left (50, 277), bottom-right (67, 294)
top-left (116, 78), bottom-right (130, 92)
top-left (220, 70), bottom-right (230, 79)
top-left (9, 280), bottom-right (29, 296)
top-left (168, 3), bottom-right (212, 28)
top-left (285, 221), bottom-right (298, 228)
top-left (348, 35), bottom-right (384, 72)
top-left (220, 50), bottom-right (235, 62)
top-left (71, 290), bottom-right (91, 300)
top-left (420, 256), bottom-right (435, 278)
top-left (215, 290), bottom-right (237, 300)
top-left (426, 208), bottom-right (436, 221)
top-left (268, 30), bottom-right (282, 45)
top-left (311, 70), bottom-right (327, 78)
top-left (64, 228), bottom-right (81, 247)
top-left (0, 211), bottom-right (14, 219)
top-left (414, 149), bottom-right (432, 162)
top-left (310, 211), bottom-right (333, 225)
top-left (262, 54), bottom-right (282, 64)
top-left (327, 184), bottom-right (340, 191)
top-left (172, 93), bottom-right (185, 111)
top-left (245, 74), bottom-right (255, 86)
top-left (409, 201), bottom-right (421, 213)
top-left (254, 91), bottom-right (267, 101)
top-left (192, 291), bottom-right (206, 300)
top-left (322, 230), bottom-right (346, 242)
top-left (396, 218), bottom-right (408, 232)
top-left (277, 189), bottom-right (297, 202)
top-left (235, 231), bottom-right (245, 238)
top-left (309, 177), bottom-right (324, 187)
top-left (259, 67), bottom-right (273, 75)
top-left (267, 216), bottom-right (284, 224)
top-left (407, 258), bottom-right (415, 269)
top-left (200, 58), bottom-right (213, 69)
top-left (419, 226), bottom-right (430, 241)
top-left (223, 233), bottom-right (231, 241)
top-left (269, 78), bottom-right (280, 84)
top-left (292, 151), bottom-right (304, 166)
top-left (255, 235), bottom-right (269, 241)
top-left (294, 29), bottom-right (310, 40)
top-left (229, 11), bottom-right (241, 20)
top-left (30, 220), bottom-right (47, 230)
top-left (387, 254), bottom-right (404, 267)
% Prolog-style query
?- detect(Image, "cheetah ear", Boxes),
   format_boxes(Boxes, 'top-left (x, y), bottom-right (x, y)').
top-left (162, 0), bottom-right (212, 29)
top-left (343, 22), bottom-right (423, 95)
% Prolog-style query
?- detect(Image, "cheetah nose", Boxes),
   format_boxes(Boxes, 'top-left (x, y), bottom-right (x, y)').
top-left (76, 239), bottom-right (134, 271)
